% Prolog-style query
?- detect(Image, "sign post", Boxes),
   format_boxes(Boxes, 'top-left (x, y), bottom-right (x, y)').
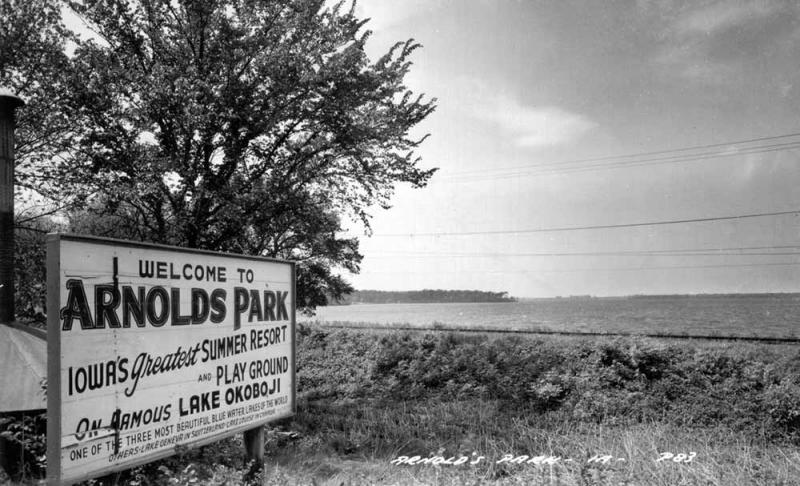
top-left (46, 234), bottom-right (296, 485)
top-left (243, 425), bottom-right (265, 480)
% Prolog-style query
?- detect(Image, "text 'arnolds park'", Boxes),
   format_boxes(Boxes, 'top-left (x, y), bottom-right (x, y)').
top-left (60, 259), bottom-right (290, 331)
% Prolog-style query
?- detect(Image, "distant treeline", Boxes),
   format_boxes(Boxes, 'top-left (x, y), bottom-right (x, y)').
top-left (336, 290), bottom-right (517, 304)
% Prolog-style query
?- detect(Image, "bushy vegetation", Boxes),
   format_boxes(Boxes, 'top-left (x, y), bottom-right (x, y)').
top-left (0, 411), bottom-right (47, 479)
top-left (13, 225), bottom-right (53, 321)
top-left (297, 326), bottom-right (800, 442)
top-left (4, 326), bottom-right (800, 485)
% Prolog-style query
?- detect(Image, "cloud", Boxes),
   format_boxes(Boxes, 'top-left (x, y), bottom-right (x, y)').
top-left (651, 1), bottom-right (796, 84)
top-left (655, 43), bottom-right (737, 84)
top-left (674, 1), bottom-right (779, 36)
top-left (447, 76), bottom-right (595, 149)
top-left (481, 97), bottom-right (597, 148)
top-left (350, 0), bottom-right (445, 33)
top-left (458, 82), bottom-right (597, 148)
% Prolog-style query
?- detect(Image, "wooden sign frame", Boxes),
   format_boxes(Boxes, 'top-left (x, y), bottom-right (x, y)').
top-left (46, 234), bottom-right (296, 485)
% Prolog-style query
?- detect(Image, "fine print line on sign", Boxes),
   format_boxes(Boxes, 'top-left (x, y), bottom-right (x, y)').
top-left (47, 234), bottom-right (297, 486)
top-left (390, 452), bottom-right (697, 466)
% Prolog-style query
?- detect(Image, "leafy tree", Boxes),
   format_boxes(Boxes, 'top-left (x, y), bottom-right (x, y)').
top-left (4, 0), bottom-right (437, 313)
top-left (14, 221), bottom-right (62, 320)
top-left (0, 0), bottom-right (76, 218)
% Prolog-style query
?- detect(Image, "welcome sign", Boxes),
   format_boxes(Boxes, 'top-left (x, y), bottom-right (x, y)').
top-left (46, 234), bottom-right (295, 485)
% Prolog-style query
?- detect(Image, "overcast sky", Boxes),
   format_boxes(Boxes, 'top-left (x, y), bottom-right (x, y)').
top-left (61, 1), bottom-right (800, 298)
top-left (345, 0), bottom-right (800, 297)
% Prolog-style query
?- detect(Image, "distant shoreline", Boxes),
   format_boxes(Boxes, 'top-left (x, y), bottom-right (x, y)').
top-left (336, 291), bottom-right (800, 305)
top-left (523, 292), bottom-right (800, 300)
top-left (335, 289), bottom-right (517, 305)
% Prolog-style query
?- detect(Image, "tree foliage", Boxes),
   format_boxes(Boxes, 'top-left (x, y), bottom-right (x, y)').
top-left (0, 0), bottom-right (76, 216)
top-left (3, 0), bottom-right (437, 312)
top-left (341, 289), bottom-right (517, 304)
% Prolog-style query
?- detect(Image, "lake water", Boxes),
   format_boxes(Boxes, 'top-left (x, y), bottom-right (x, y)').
top-left (302, 295), bottom-right (800, 338)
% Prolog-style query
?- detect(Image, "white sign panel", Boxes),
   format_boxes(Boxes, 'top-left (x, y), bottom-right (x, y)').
top-left (46, 234), bottom-right (295, 485)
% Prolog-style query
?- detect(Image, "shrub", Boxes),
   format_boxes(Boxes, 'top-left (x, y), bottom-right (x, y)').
top-left (14, 227), bottom-right (48, 320)
top-left (765, 378), bottom-right (800, 440)
top-left (0, 411), bottom-right (47, 480)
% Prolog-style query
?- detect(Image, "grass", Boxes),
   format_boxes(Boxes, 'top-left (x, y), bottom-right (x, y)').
top-left (256, 410), bottom-right (800, 486)
top-left (3, 325), bottom-right (800, 485)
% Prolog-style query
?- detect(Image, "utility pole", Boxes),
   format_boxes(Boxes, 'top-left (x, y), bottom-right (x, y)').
top-left (0, 89), bottom-right (24, 324)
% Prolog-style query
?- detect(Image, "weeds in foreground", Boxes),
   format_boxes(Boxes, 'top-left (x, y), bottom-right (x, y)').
top-left (3, 326), bottom-right (800, 485)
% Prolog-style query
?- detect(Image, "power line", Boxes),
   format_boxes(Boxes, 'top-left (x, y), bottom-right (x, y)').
top-left (435, 141), bottom-right (800, 182)
top-left (447, 140), bottom-right (800, 176)
top-left (367, 209), bottom-right (800, 237)
top-left (368, 253), bottom-right (800, 258)
top-left (358, 261), bottom-right (800, 275)
top-left (442, 132), bottom-right (800, 178)
top-left (367, 246), bottom-right (800, 259)
top-left (369, 244), bottom-right (800, 255)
